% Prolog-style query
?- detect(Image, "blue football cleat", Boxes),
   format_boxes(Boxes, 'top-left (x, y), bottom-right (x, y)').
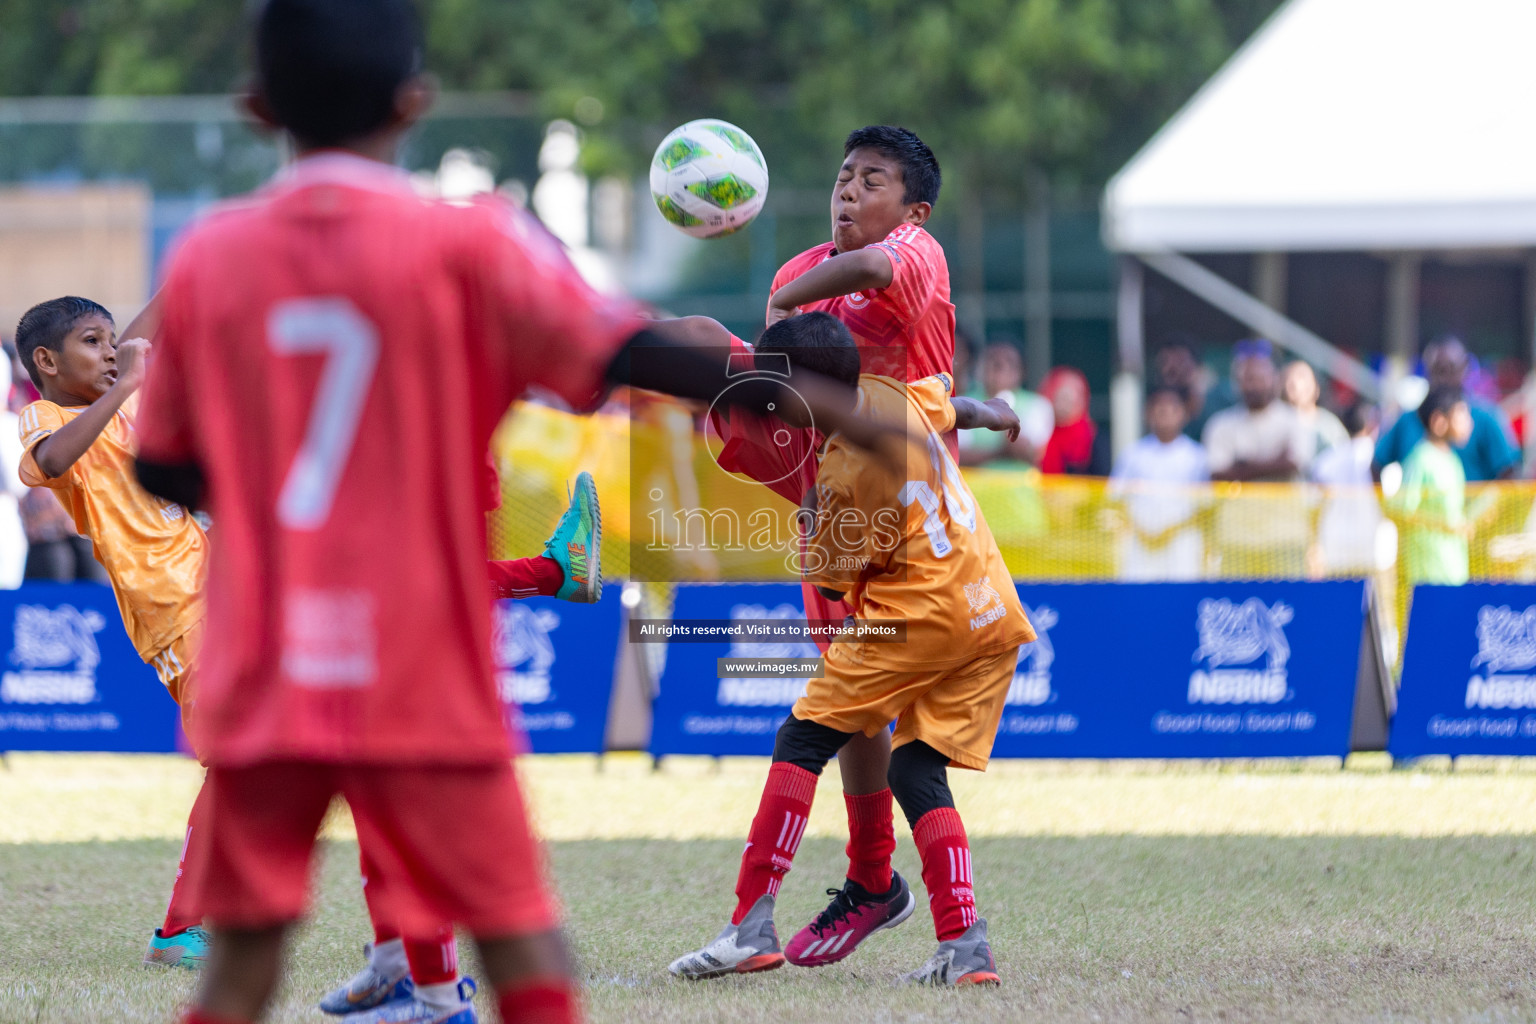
top-left (143, 925), bottom-right (209, 969)
top-left (348, 977), bottom-right (478, 1024)
top-left (318, 943), bottom-right (414, 1014)
top-left (544, 471), bottom-right (602, 604)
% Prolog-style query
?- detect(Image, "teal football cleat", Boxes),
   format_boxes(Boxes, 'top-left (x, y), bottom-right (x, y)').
top-left (143, 925), bottom-right (209, 969)
top-left (544, 471), bottom-right (602, 604)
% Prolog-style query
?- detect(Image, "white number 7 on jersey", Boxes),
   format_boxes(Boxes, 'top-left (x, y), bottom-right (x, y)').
top-left (267, 298), bottom-right (380, 530)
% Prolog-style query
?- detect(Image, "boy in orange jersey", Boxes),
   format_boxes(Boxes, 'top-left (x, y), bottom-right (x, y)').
top-left (14, 295), bottom-right (212, 967)
top-left (670, 312), bottom-right (1032, 986)
top-left (14, 296), bottom-right (600, 994)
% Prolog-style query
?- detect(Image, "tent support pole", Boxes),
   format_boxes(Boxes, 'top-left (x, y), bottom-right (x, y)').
top-left (1137, 250), bottom-right (1380, 401)
top-left (1384, 252), bottom-right (1421, 419)
top-left (1111, 256), bottom-right (1145, 458)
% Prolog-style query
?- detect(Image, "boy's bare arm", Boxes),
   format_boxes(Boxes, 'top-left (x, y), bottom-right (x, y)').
top-left (32, 338), bottom-right (150, 479)
top-left (117, 289), bottom-right (163, 347)
top-left (767, 249), bottom-right (892, 324)
top-left (951, 396), bottom-right (1021, 441)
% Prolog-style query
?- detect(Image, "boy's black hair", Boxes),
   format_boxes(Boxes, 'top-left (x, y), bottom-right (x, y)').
top-left (256, 0), bottom-right (423, 148)
top-left (844, 126), bottom-right (941, 207)
top-left (15, 296), bottom-right (113, 390)
top-left (1147, 384), bottom-right (1188, 409)
top-left (1418, 385), bottom-right (1465, 430)
top-left (755, 312), bottom-right (860, 387)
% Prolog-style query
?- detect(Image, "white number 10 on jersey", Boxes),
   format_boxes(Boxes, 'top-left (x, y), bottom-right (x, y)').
top-left (267, 298), bottom-right (380, 530)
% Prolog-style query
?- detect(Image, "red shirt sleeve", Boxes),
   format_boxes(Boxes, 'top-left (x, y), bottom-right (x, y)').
top-left (868, 226), bottom-right (941, 326)
top-left (471, 199), bottom-right (644, 412)
top-left (135, 255), bottom-right (198, 467)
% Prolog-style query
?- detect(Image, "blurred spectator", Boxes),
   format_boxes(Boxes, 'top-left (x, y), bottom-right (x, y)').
top-left (1040, 366), bottom-right (1109, 475)
top-left (0, 354), bottom-right (24, 587)
top-left (1153, 335), bottom-right (1227, 441)
top-left (1203, 340), bottom-right (1308, 482)
top-left (22, 488), bottom-right (108, 583)
top-left (1374, 337), bottom-right (1519, 481)
top-left (959, 340), bottom-right (1052, 467)
top-left (1283, 360), bottom-right (1347, 465)
top-left (1108, 386), bottom-right (1208, 580)
top-left (952, 327), bottom-right (978, 394)
top-left (1495, 356), bottom-right (1531, 451)
top-left (1386, 387), bottom-right (1491, 586)
top-left (1309, 402), bottom-right (1392, 577)
top-left (1204, 339), bottom-right (1310, 576)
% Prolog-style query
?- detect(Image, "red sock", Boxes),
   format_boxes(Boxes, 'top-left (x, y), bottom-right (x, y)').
top-left (732, 762), bottom-right (817, 924)
top-left (488, 557), bottom-right (564, 601)
top-left (404, 927), bottom-right (458, 986)
top-left (182, 1010), bottom-right (252, 1024)
top-left (496, 977), bottom-right (581, 1024)
top-left (913, 807), bottom-right (978, 941)
top-left (162, 778), bottom-right (210, 937)
top-left (844, 789), bottom-right (895, 895)
top-left (357, 847), bottom-right (399, 946)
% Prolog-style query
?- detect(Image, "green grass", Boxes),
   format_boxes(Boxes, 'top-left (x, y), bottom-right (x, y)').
top-left (4, 753), bottom-right (1536, 1022)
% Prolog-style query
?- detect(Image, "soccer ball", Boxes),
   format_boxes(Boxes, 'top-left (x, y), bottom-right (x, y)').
top-left (649, 119), bottom-right (769, 239)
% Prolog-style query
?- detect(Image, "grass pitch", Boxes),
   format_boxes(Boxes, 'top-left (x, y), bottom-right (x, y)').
top-left (3, 753), bottom-right (1536, 1023)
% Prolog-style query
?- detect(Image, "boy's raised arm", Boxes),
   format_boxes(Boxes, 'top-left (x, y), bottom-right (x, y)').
top-left (767, 248), bottom-right (893, 324)
top-left (31, 338), bottom-right (150, 480)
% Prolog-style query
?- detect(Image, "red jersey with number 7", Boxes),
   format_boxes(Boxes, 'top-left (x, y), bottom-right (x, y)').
top-left (135, 153), bottom-right (641, 766)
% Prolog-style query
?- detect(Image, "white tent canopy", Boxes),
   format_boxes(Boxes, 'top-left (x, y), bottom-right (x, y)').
top-left (1104, 0), bottom-right (1536, 253)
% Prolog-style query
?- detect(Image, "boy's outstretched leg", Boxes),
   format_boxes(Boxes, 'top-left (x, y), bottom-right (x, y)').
top-left (477, 927), bottom-right (580, 1024)
top-left (145, 776), bottom-right (212, 968)
top-left (784, 728), bottom-right (914, 969)
top-left (488, 471), bottom-right (603, 604)
top-left (888, 741), bottom-right (999, 987)
top-left (667, 715), bottom-right (850, 979)
top-left (181, 924), bottom-right (286, 1024)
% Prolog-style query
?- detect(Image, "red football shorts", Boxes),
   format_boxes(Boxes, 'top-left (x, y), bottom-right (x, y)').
top-left (192, 761), bottom-right (558, 938)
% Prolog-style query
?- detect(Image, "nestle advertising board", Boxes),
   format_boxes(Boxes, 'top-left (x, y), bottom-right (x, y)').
top-left (1392, 583), bottom-right (1536, 758)
top-left (651, 581), bottom-right (1366, 759)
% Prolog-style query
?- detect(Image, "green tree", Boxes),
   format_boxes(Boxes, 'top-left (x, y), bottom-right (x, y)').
top-left (0, 0), bottom-right (1283, 196)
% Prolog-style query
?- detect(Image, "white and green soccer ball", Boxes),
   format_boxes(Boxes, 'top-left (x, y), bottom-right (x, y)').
top-left (649, 119), bottom-right (769, 239)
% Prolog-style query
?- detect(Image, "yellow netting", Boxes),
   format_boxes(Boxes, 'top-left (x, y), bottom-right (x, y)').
top-left (489, 401), bottom-right (1536, 659)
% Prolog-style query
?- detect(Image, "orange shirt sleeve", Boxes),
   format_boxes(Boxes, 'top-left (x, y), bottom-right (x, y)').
top-left (17, 401), bottom-right (69, 489)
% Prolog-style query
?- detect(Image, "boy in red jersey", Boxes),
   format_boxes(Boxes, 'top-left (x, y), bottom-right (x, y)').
top-left (133, 4), bottom-right (886, 1023)
top-left (689, 126), bottom-right (958, 968)
top-left (671, 312), bottom-right (1030, 985)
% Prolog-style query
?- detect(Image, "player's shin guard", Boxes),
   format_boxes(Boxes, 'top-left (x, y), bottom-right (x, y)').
top-left (843, 789), bottom-right (895, 895)
top-left (495, 976), bottom-right (581, 1024)
top-left (162, 777), bottom-right (211, 936)
top-left (731, 762), bottom-right (818, 924)
top-left (913, 807), bottom-right (978, 942)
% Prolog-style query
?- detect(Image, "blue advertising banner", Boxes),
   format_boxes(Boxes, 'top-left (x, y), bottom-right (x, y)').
top-left (0, 582), bottom-right (177, 753)
top-left (992, 581), bottom-right (1364, 758)
top-left (650, 580), bottom-right (1366, 760)
top-left (650, 583), bottom-right (812, 757)
top-left (1391, 583), bottom-right (1536, 758)
top-left (493, 592), bottom-right (620, 754)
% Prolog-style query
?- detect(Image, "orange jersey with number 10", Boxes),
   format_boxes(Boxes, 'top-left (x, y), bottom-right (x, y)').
top-left (806, 373), bottom-right (1033, 667)
top-left (18, 396), bottom-right (207, 660)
